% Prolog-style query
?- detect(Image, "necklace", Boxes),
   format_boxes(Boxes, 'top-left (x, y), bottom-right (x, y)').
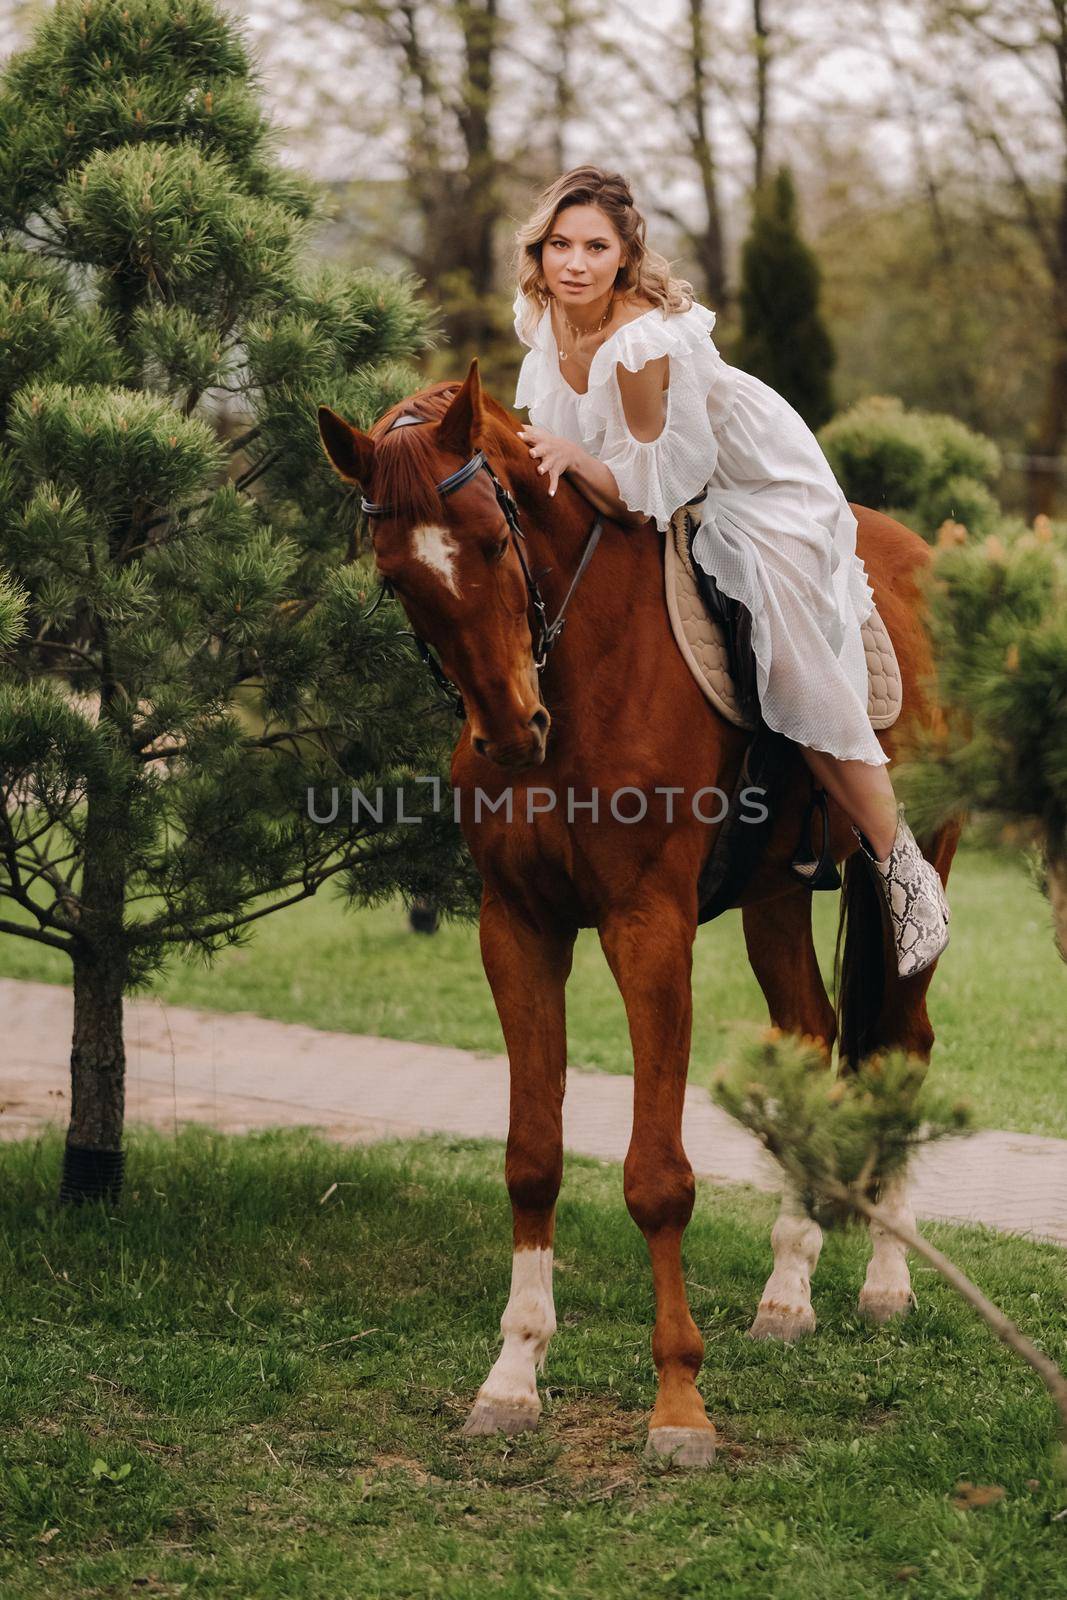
top-left (556, 291), bottom-right (614, 362)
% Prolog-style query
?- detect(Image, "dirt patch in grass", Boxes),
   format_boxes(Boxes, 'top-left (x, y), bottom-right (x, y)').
top-left (544, 1396), bottom-right (647, 1491)
top-left (369, 1452), bottom-right (434, 1485)
top-left (523, 1395), bottom-right (805, 1493)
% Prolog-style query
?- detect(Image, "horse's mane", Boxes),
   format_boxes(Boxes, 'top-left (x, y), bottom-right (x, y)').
top-left (370, 381), bottom-right (541, 526)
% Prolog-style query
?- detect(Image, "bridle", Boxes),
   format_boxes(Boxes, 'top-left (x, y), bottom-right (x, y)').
top-left (358, 412), bottom-right (605, 720)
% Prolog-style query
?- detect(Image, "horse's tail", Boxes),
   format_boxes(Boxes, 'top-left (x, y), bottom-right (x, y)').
top-left (832, 850), bottom-right (887, 1072)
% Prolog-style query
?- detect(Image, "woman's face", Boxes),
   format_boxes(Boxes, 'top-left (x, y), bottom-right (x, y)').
top-left (540, 203), bottom-right (624, 308)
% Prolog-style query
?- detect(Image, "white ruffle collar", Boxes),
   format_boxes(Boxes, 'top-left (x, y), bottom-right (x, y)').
top-left (513, 287), bottom-right (717, 393)
top-left (512, 288), bottom-right (724, 437)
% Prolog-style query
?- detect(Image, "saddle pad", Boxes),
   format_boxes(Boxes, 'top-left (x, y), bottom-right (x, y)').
top-left (664, 504), bottom-right (902, 732)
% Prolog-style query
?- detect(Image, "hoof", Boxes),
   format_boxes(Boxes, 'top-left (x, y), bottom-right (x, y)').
top-left (858, 1287), bottom-right (915, 1325)
top-left (747, 1303), bottom-right (816, 1342)
top-left (462, 1397), bottom-right (540, 1437)
top-left (644, 1426), bottom-right (717, 1469)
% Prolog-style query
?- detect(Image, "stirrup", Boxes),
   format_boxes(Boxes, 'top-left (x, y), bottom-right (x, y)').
top-left (790, 784), bottom-right (842, 890)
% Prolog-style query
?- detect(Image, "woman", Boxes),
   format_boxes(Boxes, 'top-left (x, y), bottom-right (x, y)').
top-left (512, 165), bottom-right (950, 979)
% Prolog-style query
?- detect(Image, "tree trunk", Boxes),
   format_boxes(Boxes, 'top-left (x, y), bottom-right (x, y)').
top-left (753, 0), bottom-right (769, 195)
top-left (409, 895), bottom-right (440, 934)
top-left (549, 0), bottom-right (577, 178)
top-left (1027, 340), bottom-right (1067, 518)
top-left (1027, 171), bottom-right (1067, 518)
top-left (687, 0), bottom-right (728, 308)
top-left (451, 0), bottom-right (499, 350)
top-left (1046, 839), bottom-right (1067, 964)
top-left (60, 791), bottom-right (129, 1205)
top-left (61, 947), bottom-right (127, 1204)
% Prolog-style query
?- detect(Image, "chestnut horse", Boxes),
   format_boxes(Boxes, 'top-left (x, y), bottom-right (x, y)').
top-left (318, 362), bottom-right (962, 1469)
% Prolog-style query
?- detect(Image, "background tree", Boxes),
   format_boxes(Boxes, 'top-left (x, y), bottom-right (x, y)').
top-left (0, 0), bottom-right (477, 1206)
top-left (674, 0), bottom-right (730, 309)
top-left (815, 187), bottom-right (1052, 482)
top-left (0, 571), bottom-right (25, 645)
top-left (905, 0), bottom-right (1067, 516)
top-left (751, 0), bottom-right (770, 194)
top-left (541, 0), bottom-right (582, 179)
top-left (891, 513), bottom-right (1067, 962)
top-left (607, 0), bottom-right (810, 315)
top-left (735, 164), bottom-right (836, 427)
top-left (305, 0), bottom-right (513, 358)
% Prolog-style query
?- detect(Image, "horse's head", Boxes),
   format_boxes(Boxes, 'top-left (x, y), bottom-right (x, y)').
top-left (318, 361), bottom-right (553, 770)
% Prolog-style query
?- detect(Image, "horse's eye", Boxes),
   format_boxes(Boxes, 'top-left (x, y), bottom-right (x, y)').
top-left (492, 538), bottom-right (509, 562)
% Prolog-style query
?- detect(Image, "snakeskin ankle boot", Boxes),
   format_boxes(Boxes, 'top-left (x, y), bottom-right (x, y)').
top-left (852, 802), bottom-right (951, 978)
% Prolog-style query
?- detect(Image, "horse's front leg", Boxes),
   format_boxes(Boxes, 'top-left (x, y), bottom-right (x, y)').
top-left (463, 889), bottom-right (576, 1438)
top-left (742, 893), bottom-right (837, 1341)
top-left (599, 891), bottom-right (717, 1469)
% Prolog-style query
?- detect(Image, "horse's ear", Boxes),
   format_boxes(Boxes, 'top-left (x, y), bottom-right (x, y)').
top-left (318, 405), bottom-right (375, 485)
top-left (436, 359), bottom-right (485, 457)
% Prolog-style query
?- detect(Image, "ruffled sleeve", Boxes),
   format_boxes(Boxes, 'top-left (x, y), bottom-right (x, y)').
top-left (512, 286), bottom-right (538, 348)
top-left (512, 287), bottom-right (584, 440)
top-left (512, 288), bottom-right (552, 414)
top-left (580, 304), bottom-right (738, 534)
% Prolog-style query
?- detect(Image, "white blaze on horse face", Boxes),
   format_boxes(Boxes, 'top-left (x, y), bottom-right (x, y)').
top-left (474, 1246), bottom-right (556, 1413)
top-left (410, 523), bottom-right (461, 597)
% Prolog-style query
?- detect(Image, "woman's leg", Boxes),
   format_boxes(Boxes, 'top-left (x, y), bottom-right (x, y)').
top-left (800, 739), bottom-right (951, 979)
top-left (797, 744), bottom-right (899, 861)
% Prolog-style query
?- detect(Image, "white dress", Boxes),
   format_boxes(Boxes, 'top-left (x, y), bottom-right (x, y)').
top-left (512, 288), bottom-right (889, 766)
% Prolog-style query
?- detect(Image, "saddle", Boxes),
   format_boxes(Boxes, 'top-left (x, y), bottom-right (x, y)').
top-left (663, 499), bottom-right (903, 923)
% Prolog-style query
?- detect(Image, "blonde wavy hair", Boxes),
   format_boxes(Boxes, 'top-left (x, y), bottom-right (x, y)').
top-left (513, 166), bottom-right (694, 342)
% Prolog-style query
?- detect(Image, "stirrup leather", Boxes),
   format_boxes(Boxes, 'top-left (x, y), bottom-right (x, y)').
top-left (790, 784), bottom-right (842, 890)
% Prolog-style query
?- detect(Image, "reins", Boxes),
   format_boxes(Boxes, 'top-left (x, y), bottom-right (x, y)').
top-left (359, 412), bottom-right (605, 720)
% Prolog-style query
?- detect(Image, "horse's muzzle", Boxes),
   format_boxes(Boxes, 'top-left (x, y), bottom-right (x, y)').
top-left (472, 708), bottom-right (550, 769)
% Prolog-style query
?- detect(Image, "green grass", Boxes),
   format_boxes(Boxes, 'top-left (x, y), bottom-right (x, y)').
top-left (0, 1130), bottom-right (1064, 1598)
top-left (1, 839), bottom-right (1063, 1139)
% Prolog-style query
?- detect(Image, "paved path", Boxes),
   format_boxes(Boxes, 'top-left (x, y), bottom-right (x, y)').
top-left (2, 977), bottom-right (1065, 1246)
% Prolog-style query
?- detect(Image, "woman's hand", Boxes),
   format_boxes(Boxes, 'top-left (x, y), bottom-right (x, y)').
top-left (516, 425), bottom-right (581, 497)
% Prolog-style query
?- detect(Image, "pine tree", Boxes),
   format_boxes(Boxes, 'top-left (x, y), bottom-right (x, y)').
top-left (0, 570), bottom-right (25, 644)
top-left (0, 0), bottom-right (478, 1204)
top-left (735, 166), bottom-right (836, 430)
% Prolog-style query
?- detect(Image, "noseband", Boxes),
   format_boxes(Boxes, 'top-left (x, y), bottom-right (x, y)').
top-left (358, 411), bottom-right (605, 720)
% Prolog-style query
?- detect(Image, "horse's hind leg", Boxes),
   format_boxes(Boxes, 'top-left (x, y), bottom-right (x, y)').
top-left (844, 817), bottom-right (963, 1324)
top-left (852, 966), bottom-right (931, 1323)
top-left (741, 890), bottom-right (838, 1342)
top-left (859, 1174), bottom-right (917, 1324)
top-left (463, 889), bottom-right (576, 1438)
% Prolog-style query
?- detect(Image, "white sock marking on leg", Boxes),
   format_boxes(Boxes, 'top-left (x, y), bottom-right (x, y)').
top-left (475, 1246), bottom-right (556, 1411)
top-left (862, 1175), bottom-right (916, 1309)
top-left (757, 1192), bottom-right (822, 1320)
